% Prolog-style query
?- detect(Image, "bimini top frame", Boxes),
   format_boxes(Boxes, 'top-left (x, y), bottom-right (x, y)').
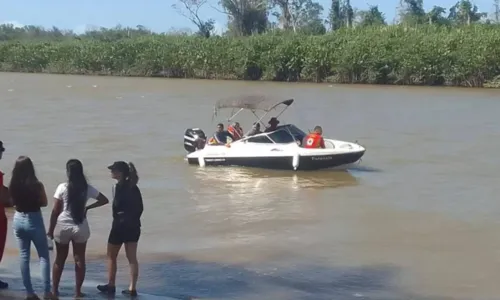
top-left (212, 95), bottom-right (295, 128)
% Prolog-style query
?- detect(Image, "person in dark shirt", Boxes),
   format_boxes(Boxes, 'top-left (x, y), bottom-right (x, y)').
top-left (264, 117), bottom-right (280, 133)
top-left (0, 141), bottom-right (9, 289)
top-left (97, 161), bottom-right (143, 297)
top-left (208, 123), bottom-right (234, 145)
top-left (9, 156), bottom-right (54, 299)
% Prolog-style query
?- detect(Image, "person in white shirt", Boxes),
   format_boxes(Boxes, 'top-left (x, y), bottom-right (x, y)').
top-left (47, 159), bottom-right (109, 298)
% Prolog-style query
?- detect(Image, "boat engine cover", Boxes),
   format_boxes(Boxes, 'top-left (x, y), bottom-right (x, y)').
top-left (184, 128), bottom-right (207, 153)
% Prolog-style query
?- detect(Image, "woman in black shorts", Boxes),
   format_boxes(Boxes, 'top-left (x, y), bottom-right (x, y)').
top-left (97, 161), bottom-right (143, 296)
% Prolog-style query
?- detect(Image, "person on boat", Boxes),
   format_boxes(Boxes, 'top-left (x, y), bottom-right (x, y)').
top-left (97, 161), bottom-right (143, 297)
top-left (264, 117), bottom-right (280, 133)
top-left (0, 141), bottom-right (9, 290)
top-left (227, 122), bottom-right (244, 141)
top-left (9, 156), bottom-right (54, 299)
top-left (47, 159), bottom-right (110, 298)
top-left (246, 122), bottom-right (262, 136)
top-left (303, 126), bottom-right (326, 149)
top-left (208, 123), bottom-right (233, 145)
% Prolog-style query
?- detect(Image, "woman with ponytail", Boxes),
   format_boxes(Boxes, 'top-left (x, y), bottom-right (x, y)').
top-left (47, 159), bottom-right (109, 297)
top-left (97, 161), bottom-right (143, 297)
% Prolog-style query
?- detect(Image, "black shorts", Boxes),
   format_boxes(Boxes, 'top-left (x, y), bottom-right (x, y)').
top-left (108, 225), bottom-right (141, 245)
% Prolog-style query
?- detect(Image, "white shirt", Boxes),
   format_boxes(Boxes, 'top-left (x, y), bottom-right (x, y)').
top-left (54, 182), bottom-right (100, 226)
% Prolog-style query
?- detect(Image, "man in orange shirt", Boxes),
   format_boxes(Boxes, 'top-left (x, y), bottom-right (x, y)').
top-left (303, 126), bottom-right (326, 149)
top-left (0, 141), bottom-right (9, 289)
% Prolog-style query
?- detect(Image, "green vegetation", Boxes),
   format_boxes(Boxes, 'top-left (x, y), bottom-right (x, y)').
top-left (2, 25), bottom-right (500, 86)
top-left (1, 0), bottom-right (500, 86)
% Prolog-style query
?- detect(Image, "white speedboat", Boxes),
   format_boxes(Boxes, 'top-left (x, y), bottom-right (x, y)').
top-left (183, 96), bottom-right (366, 171)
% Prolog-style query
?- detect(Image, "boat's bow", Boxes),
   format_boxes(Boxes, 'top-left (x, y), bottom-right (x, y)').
top-left (293, 139), bottom-right (365, 170)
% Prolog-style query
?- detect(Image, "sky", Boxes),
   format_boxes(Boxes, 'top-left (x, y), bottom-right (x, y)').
top-left (0, 0), bottom-right (495, 34)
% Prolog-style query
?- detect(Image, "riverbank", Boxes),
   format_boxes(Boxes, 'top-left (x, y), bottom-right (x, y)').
top-left (0, 257), bottom-right (180, 299)
top-left (1, 25), bottom-right (500, 87)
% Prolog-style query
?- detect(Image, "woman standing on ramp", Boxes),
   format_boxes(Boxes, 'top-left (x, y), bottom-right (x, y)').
top-left (47, 159), bottom-right (109, 297)
top-left (97, 161), bottom-right (143, 297)
top-left (9, 156), bottom-right (53, 299)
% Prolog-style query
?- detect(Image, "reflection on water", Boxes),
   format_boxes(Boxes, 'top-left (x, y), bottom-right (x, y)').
top-left (192, 167), bottom-right (360, 192)
top-left (183, 167), bottom-right (361, 255)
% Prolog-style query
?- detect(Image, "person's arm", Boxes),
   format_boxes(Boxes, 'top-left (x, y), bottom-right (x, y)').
top-left (47, 184), bottom-right (64, 238)
top-left (134, 187), bottom-right (144, 220)
top-left (85, 185), bottom-right (109, 212)
top-left (86, 193), bottom-right (109, 211)
top-left (113, 184), bottom-right (124, 210)
top-left (38, 183), bottom-right (48, 207)
top-left (0, 172), bottom-right (10, 207)
top-left (47, 199), bottom-right (62, 239)
top-left (320, 137), bottom-right (326, 149)
top-left (0, 186), bottom-right (12, 208)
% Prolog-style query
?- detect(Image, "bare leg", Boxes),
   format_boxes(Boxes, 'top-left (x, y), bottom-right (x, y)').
top-left (124, 242), bottom-right (139, 291)
top-left (52, 242), bottom-right (69, 296)
top-left (71, 240), bottom-right (87, 297)
top-left (107, 243), bottom-right (121, 287)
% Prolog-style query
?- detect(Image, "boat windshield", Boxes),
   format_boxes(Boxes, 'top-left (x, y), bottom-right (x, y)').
top-left (281, 124), bottom-right (306, 137)
top-left (267, 130), bottom-right (296, 144)
top-left (272, 124), bottom-right (307, 142)
top-left (266, 125), bottom-right (307, 144)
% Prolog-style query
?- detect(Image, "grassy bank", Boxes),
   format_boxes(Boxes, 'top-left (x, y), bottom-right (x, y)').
top-left (1, 25), bottom-right (500, 87)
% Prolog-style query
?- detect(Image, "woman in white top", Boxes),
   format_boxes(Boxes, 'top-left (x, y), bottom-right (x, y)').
top-left (47, 159), bottom-right (109, 298)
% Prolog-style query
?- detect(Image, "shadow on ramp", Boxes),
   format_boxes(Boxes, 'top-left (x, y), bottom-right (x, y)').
top-left (85, 259), bottom-right (403, 300)
top-left (0, 258), bottom-right (451, 300)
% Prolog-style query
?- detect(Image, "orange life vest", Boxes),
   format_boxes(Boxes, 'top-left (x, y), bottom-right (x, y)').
top-left (304, 133), bottom-right (325, 149)
top-left (227, 125), bottom-right (243, 140)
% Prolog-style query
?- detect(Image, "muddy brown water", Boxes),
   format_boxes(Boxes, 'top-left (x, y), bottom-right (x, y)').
top-left (0, 72), bottom-right (500, 299)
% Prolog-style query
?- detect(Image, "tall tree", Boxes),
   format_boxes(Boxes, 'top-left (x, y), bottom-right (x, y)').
top-left (448, 0), bottom-right (487, 25)
top-left (297, 0), bottom-right (326, 34)
top-left (327, 0), bottom-right (353, 30)
top-left (399, 0), bottom-right (426, 25)
top-left (344, 0), bottom-right (354, 27)
top-left (272, 0), bottom-right (293, 30)
top-left (356, 5), bottom-right (386, 27)
top-left (172, 0), bottom-right (215, 37)
top-left (328, 0), bottom-right (342, 30)
top-left (426, 6), bottom-right (448, 25)
top-left (271, 0), bottom-right (326, 33)
top-left (218, 0), bottom-right (268, 36)
top-left (495, 0), bottom-right (500, 22)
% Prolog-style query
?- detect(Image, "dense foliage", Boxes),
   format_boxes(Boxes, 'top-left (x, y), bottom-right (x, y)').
top-left (1, 25), bottom-right (500, 87)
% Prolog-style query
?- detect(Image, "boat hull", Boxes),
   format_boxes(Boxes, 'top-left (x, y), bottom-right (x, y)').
top-left (187, 150), bottom-right (365, 171)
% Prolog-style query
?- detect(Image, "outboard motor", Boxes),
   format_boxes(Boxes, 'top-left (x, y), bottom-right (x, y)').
top-left (184, 128), bottom-right (207, 153)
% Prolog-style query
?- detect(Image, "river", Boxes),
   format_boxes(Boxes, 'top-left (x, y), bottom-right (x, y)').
top-left (0, 72), bottom-right (499, 299)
